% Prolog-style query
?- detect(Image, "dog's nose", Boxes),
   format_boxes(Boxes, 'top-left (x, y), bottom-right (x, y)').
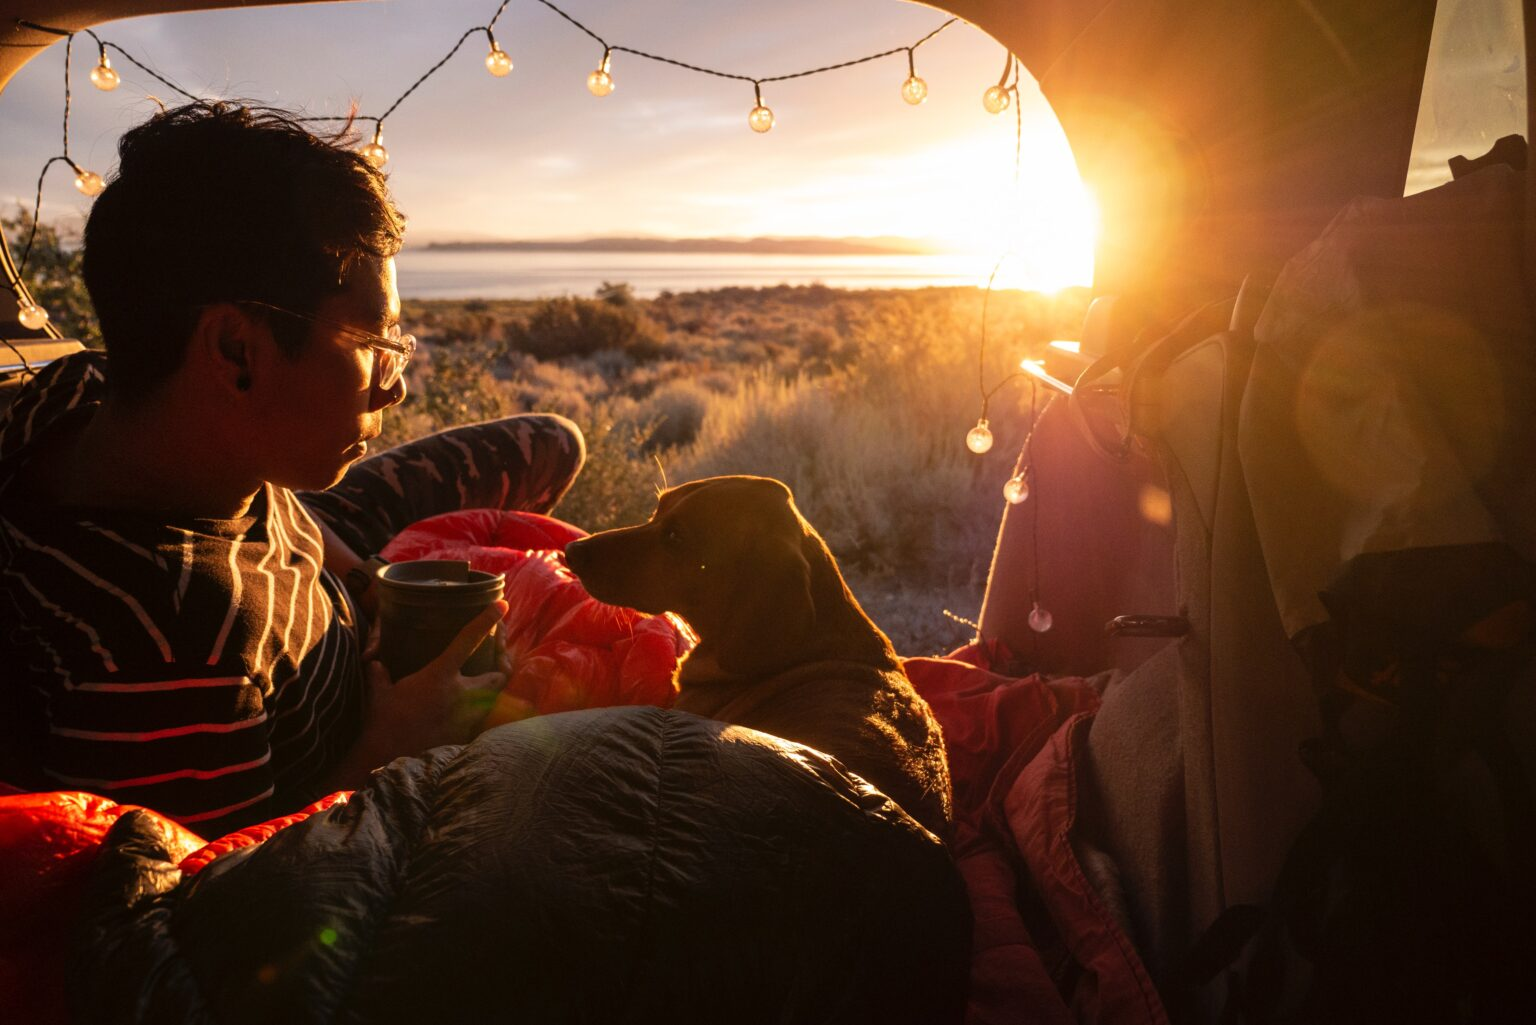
top-left (563, 539), bottom-right (591, 576)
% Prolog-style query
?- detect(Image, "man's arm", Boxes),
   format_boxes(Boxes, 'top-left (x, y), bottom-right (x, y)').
top-left (316, 515), bottom-right (364, 578)
top-left (315, 516), bottom-right (387, 615)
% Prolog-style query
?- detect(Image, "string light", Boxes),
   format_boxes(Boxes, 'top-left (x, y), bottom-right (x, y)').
top-left (587, 48), bottom-right (614, 96)
top-left (964, 253), bottom-right (1026, 455)
top-left (6, 7), bottom-right (971, 322)
top-left (1002, 384), bottom-right (1046, 504)
top-left (89, 50), bottom-right (119, 91)
top-left (358, 125), bottom-right (388, 169)
top-left (71, 163), bottom-right (105, 197)
top-left (484, 31), bottom-right (514, 77)
top-left (982, 50), bottom-right (1014, 114)
top-left (748, 81), bottom-right (774, 133)
top-left (16, 299), bottom-right (50, 331)
top-left (966, 418), bottom-right (994, 454)
top-left (901, 48), bottom-right (927, 105)
top-left (1028, 600), bottom-right (1054, 633)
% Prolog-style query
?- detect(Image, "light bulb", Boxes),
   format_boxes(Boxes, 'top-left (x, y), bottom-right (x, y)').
top-left (1028, 601), bottom-right (1054, 633)
top-left (982, 85), bottom-right (1010, 114)
top-left (358, 130), bottom-right (388, 169)
top-left (966, 418), bottom-right (994, 454)
top-left (73, 168), bottom-right (105, 197)
top-left (901, 75), bottom-right (928, 105)
top-left (587, 68), bottom-right (614, 97)
top-left (748, 104), bottom-right (775, 133)
top-left (1003, 473), bottom-right (1030, 504)
top-left (485, 46), bottom-right (513, 77)
top-left (90, 56), bottom-right (120, 91)
top-left (16, 299), bottom-right (49, 331)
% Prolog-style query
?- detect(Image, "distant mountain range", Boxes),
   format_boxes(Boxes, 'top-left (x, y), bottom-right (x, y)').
top-left (417, 236), bottom-right (943, 255)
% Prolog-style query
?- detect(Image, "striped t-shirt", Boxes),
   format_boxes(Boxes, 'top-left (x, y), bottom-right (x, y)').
top-left (0, 352), bottom-right (365, 835)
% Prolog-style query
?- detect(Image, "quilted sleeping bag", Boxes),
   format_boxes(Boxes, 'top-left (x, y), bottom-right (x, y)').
top-left (381, 510), bottom-right (690, 722)
top-left (71, 705), bottom-right (972, 1025)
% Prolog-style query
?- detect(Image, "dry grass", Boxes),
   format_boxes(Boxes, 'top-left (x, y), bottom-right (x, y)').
top-left (387, 284), bottom-right (1088, 655)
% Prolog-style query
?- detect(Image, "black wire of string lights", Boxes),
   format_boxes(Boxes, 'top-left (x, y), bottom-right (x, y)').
top-left (5, 1), bottom-right (1020, 335)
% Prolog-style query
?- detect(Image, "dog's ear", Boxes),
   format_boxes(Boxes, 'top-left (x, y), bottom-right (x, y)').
top-left (712, 529), bottom-right (816, 678)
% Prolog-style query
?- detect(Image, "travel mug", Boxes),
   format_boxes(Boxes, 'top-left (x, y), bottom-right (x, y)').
top-left (373, 559), bottom-right (506, 680)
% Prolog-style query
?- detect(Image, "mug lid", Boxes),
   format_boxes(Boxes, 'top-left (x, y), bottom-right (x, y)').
top-left (377, 559), bottom-right (505, 589)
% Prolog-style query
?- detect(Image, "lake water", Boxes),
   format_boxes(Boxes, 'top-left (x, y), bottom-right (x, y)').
top-left (395, 248), bottom-right (998, 299)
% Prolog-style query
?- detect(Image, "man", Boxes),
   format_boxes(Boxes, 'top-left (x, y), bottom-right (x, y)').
top-left (0, 102), bottom-right (584, 835)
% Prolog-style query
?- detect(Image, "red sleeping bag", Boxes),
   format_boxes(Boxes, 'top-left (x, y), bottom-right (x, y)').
top-left (904, 643), bottom-right (1166, 1025)
top-left (380, 510), bottom-right (692, 724)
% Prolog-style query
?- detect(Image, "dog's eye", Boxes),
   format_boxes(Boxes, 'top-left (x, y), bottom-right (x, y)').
top-left (664, 528), bottom-right (684, 548)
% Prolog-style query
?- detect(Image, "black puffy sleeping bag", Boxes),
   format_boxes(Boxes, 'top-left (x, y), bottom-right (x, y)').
top-left (72, 706), bottom-right (971, 1024)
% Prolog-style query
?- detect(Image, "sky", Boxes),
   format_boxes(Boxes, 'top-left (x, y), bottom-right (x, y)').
top-left (2, 0), bottom-right (1097, 289)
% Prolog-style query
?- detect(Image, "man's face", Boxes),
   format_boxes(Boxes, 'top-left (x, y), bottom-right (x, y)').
top-left (252, 255), bottom-right (405, 492)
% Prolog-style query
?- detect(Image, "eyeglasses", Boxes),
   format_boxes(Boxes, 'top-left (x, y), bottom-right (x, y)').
top-left (235, 300), bottom-right (417, 391)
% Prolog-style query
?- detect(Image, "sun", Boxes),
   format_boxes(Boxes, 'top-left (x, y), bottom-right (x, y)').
top-left (918, 132), bottom-right (1099, 294)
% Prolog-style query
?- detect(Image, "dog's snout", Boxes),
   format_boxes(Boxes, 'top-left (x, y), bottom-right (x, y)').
top-left (564, 538), bottom-right (593, 575)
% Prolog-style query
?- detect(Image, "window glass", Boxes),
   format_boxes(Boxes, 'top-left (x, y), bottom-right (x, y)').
top-left (1405, 0), bottom-right (1526, 195)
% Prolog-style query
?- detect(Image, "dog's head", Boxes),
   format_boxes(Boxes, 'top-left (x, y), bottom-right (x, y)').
top-left (566, 475), bottom-right (845, 676)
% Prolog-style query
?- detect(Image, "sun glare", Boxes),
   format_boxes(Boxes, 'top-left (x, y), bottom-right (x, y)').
top-left (918, 132), bottom-right (1098, 294)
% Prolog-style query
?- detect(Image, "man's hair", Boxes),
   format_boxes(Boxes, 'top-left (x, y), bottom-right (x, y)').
top-left (82, 102), bottom-right (407, 396)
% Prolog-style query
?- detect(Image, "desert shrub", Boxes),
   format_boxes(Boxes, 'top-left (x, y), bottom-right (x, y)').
top-left (671, 372), bottom-right (1002, 578)
top-left (413, 339), bottom-right (511, 430)
top-left (582, 347), bottom-right (637, 382)
top-left (695, 369), bottom-right (738, 393)
top-left (553, 400), bottom-right (665, 532)
top-left (639, 378), bottom-right (712, 451)
top-left (800, 326), bottom-right (838, 360)
top-left (620, 359), bottom-right (695, 398)
top-left (507, 296), bottom-right (669, 362)
top-left (431, 310), bottom-right (498, 347)
top-left (502, 354), bottom-right (607, 417)
top-left (595, 281), bottom-right (635, 306)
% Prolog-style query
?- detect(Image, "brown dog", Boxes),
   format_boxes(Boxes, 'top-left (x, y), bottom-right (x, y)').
top-left (564, 475), bottom-right (952, 838)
